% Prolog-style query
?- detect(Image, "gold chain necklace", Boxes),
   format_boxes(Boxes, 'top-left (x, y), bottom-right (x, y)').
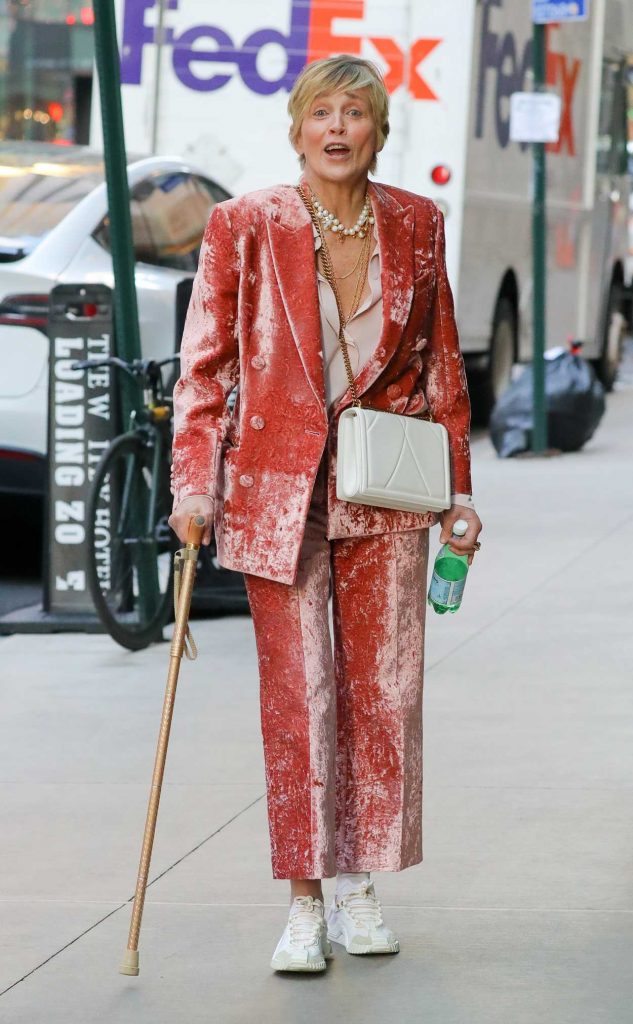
top-left (296, 184), bottom-right (370, 405)
top-left (332, 239), bottom-right (368, 281)
top-left (319, 221), bottom-right (371, 325)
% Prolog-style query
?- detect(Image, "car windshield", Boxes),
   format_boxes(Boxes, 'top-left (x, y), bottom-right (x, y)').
top-left (0, 147), bottom-right (104, 261)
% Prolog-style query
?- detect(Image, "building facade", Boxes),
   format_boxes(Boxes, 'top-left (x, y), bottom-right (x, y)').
top-left (0, 0), bottom-right (94, 144)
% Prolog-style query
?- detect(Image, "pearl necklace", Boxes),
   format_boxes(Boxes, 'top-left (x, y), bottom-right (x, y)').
top-left (310, 191), bottom-right (374, 239)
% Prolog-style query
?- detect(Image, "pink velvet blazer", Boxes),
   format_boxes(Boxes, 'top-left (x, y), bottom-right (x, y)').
top-left (171, 179), bottom-right (472, 585)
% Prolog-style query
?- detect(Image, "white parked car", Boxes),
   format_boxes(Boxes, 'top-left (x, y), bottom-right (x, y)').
top-left (0, 142), bottom-right (230, 498)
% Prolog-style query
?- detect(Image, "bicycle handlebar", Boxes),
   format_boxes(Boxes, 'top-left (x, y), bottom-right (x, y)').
top-left (71, 354), bottom-right (180, 380)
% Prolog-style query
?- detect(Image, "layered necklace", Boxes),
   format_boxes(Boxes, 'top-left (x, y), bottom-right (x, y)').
top-left (301, 186), bottom-right (373, 325)
top-left (310, 189), bottom-right (374, 241)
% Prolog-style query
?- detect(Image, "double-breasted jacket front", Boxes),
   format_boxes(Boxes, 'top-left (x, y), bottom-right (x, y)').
top-left (170, 179), bottom-right (472, 585)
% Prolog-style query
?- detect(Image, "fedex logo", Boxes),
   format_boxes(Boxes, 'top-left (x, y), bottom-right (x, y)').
top-left (476, 0), bottom-right (582, 154)
top-left (121, 0), bottom-right (441, 99)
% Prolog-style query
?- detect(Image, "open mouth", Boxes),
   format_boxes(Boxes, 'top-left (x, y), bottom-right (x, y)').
top-left (324, 144), bottom-right (351, 156)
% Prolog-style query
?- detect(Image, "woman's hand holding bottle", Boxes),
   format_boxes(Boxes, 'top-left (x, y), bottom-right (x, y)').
top-left (429, 506), bottom-right (483, 615)
top-left (439, 506), bottom-right (482, 566)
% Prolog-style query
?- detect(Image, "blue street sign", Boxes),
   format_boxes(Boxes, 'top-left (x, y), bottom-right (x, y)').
top-left (532, 0), bottom-right (588, 22)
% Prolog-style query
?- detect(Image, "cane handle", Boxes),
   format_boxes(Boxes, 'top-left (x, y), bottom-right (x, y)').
top-left (186, 514), bottom-right (206, 548)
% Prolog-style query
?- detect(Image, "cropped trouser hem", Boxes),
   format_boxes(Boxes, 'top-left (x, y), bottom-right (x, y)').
top-left (295, 853), bottom-right (425, 882)
top-left (244, 455), bottom-right (430, 880)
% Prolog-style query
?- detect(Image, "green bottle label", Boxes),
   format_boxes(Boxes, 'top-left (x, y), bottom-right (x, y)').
top-left (429, 571), bottom-right (466, 607)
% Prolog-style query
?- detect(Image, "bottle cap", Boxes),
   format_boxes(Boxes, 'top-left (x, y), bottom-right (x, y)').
top-left (452, 519), bottom-right (469, 537)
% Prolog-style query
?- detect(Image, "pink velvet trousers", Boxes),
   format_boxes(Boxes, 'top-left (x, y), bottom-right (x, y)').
top-left (244, 454), bottom-right (430, 880)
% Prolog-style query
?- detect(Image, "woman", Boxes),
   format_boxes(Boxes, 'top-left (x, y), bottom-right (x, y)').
top-left (169, 55), bottom-right (483, 973)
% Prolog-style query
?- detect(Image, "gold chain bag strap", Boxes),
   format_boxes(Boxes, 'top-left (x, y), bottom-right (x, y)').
top-left (295, 183), bottom-right (452, 514)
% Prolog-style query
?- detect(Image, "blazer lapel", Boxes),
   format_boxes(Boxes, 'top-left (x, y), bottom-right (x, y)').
top-left (266, 190), bottom-right (327, 412)
top-left (335, 181), bottom-right (415, 411)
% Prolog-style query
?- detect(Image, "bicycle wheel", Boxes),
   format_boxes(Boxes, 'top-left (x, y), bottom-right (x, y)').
top-left (87, 432), bottom-right (176, 650)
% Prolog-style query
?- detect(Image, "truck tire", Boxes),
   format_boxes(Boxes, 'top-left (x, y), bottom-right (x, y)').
top-left (469, 297), bottom-right (516, 425)
top-left (594, 280), bottom-right (626, 393)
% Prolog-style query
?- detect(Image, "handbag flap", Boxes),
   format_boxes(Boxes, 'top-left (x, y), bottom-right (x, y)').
top-left (359, 408), bottom-right (450, 503)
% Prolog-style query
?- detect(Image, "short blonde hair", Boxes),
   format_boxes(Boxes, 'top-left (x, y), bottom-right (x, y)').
top-left (288, 56), bottom-right (390, 175)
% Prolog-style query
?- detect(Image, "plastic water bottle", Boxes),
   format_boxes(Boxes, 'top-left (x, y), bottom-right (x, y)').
top-left (427, 519), bottom-right (469, 615)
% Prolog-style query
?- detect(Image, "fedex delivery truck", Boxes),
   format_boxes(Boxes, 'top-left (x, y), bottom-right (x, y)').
top-left (98, 0), bottom-right (633, 415)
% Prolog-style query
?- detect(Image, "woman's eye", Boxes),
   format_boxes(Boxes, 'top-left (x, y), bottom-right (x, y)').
top-left (313, 109), bottom-right (328, 117)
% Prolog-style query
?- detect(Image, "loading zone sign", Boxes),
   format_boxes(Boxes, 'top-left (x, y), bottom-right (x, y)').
top-left (533, 1), bottom-right (589, 22)
top-left (46, 284), bottom-right (118, 616)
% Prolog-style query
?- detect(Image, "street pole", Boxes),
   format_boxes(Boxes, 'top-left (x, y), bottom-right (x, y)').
top-left (93, 0), bottom-right (142, 425)
top-left (92, 1), bottom-right (159, 618)
top-left (531, 21), bottom-right (548, 453)
top-left (151, 0), bottom-right (167, 154)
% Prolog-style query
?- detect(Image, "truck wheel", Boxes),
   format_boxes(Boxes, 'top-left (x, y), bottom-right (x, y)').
top-left (595, 282), bottom-right (626, 392)
top-left (469, 297), bottom-right (516, 424)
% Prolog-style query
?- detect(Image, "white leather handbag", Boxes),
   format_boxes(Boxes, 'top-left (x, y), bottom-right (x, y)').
top-left (296, 184), bottom-right (452, 516)
top-left (336, 405), bottom-right (451, 513)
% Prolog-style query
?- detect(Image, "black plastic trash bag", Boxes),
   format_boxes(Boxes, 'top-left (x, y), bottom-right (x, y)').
top-left (489, 349), bottom-right (606, 457)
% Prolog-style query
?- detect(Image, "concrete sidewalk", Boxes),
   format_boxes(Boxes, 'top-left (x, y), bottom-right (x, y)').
top-left (1, 359), bottom-right (632, 1024)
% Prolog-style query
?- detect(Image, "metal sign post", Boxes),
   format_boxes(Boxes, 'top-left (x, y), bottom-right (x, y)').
top-left (93, 0), bottom-right (159, 611)
top-left (528, 0), bottom-right (590, 453)
top-left (92, 0), bottom-right (142, 421)
top-left (531, 21), bottom-right (548, 454)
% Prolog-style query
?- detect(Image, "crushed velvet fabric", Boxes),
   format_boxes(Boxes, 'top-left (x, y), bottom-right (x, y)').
top-left (244, 454), bottom-right (429, 879)
top-left (171, 177), bottom-right (472, 585)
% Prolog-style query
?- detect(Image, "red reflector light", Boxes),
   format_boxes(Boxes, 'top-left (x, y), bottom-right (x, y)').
top-left (431, 165), bottom-right (452, 186)
top-left (65, 301), bottom-right (99, 319)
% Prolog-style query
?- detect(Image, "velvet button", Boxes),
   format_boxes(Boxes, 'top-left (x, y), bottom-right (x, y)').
top-left (377, 346), bottom-right (387, 358)
top-left (387, 383), bottom-right (402, 399)
top-left (250, 415), bottom-right (265, 430)
top-left (239, 474), bottom-right (254, 488)
top-left (250, 355), bottom-right (266, 370)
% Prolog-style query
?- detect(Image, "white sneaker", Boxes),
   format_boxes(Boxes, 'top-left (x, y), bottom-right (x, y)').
top-left (326, 880), bottom-right (400, 955)
top-left (270, 896), bottom-right (334, 972)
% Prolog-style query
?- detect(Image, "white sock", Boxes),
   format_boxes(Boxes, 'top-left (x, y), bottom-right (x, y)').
top-left (335, 871), bottom-right (370, 897)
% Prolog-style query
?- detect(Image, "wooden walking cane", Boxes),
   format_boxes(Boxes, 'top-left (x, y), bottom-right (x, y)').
top-left (119, 514), bottom-right (206, 976)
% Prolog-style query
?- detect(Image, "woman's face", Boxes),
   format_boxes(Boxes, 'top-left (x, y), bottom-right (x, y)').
top-left (295, 88), bottom-right (379, 186)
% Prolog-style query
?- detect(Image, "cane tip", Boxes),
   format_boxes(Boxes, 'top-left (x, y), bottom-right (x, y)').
top-left (193, 514), bottom-right (205, 526)
top-left (119, 949), bottom-right (140, 976)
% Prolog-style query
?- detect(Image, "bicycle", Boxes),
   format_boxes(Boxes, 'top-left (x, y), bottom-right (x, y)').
top-left (72, 354), bottom-right (180, 651)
